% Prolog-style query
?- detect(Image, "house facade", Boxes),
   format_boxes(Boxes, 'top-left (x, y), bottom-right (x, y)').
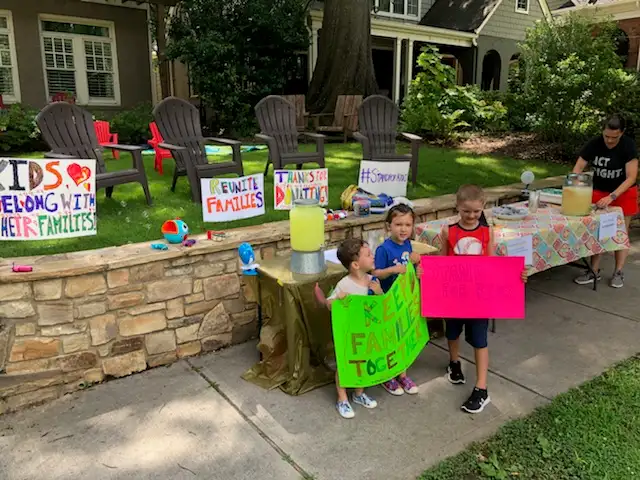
top-left (553, 0), bottom-right (640, 71)
top-left (0, 0), bottom-right (158, 113)
top-left (304, 0), bottom-right (551, 102)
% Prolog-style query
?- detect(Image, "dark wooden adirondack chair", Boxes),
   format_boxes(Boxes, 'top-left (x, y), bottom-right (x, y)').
top-left (255, 95), bottom-right (326, 176)
top-left (311, 94), bottom-right (363, 142)
top-left (282, 95), bottom-right (309, 131)
top-left (36, 102), bottom-right (152, 205)
top-left (153, 97), bottom-right (244, 203)
top-left (354, 95), bottom-right (423, 185)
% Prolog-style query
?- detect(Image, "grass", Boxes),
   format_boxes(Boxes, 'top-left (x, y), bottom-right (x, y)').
top-left (5, 143), bottom-right (566, 258)
top-left (420, 355), bottom-right (640, 480)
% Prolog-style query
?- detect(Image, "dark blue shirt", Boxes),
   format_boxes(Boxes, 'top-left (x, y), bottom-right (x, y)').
top-left (374, 238), bottom-right (412, 292)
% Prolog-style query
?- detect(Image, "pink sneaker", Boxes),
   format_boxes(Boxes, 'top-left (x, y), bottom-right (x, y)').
top-left (398, 375), bottom-right (418, 394)
top-left (382, 378), bottom-right (404, 396)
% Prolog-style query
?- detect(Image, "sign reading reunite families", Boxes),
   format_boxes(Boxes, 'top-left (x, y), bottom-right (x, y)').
top-left (274, 169), bottom-right (329, 210)
top-left (331, 263), bottom-right (429, 388)
top-left (0, 158), bottom-right (97, 240)
top-left (201, 174), bottom-right (265, 222)
top-left (358, 160), bottom-right (410, 197)
top-left (420, 256), bottom-right (526, 319)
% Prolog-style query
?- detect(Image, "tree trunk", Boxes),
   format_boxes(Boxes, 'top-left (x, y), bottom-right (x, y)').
top-left (155, 4), bottom-right (171, 99)
top-left (307, 0), bottom-right (378, 113)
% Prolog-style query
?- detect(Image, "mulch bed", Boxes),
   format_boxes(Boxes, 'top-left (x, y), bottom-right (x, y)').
top-left (456, 133), bottom-right (569, 164)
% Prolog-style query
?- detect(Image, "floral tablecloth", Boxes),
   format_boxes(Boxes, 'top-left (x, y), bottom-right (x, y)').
top-left (415, 204), bottom-right (630, 275)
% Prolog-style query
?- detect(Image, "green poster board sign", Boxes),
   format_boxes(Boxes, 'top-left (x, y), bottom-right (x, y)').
top-left (331, 263), bottom-right (429, 388)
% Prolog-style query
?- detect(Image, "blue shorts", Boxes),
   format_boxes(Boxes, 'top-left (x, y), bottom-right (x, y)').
top-left (445, 319), bottom-right (489, 349)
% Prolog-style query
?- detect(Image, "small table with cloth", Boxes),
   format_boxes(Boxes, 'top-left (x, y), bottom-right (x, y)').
top-left (243, 242), bottom-right (439, 396)
top-left (415, 203), bottom-right (630, 277)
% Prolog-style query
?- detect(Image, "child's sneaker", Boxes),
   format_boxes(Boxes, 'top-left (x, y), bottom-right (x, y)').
top-left (398, 375), bottom-right (418, 394)
top-left (574, 269), bottom-right (601, 285)
top-left (447, 361), bottom-right (466, 384)
top-left (610, 270), bottom-right (624, 288)
top-left (461, 387), bottom-right (491, 414)
top-left (382, 378), bottom-right (404, 396)
top-left (336, 400), bottom-right (355, 419)
top-left (352, 392), bottom-right (378, 409)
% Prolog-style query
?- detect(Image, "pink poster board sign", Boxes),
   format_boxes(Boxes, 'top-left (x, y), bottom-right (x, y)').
top-left (420, 256), bottom-right (525, 319)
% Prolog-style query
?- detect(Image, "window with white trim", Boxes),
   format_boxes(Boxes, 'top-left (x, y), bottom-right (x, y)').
top-left (375, 0), bottom-right (420, 19)
top-left (516, 0), bottom-right (529, 13)
top-left (0, 11), bottom-right (20, 103)
top-left (40, 17), bottom-right (120, 105)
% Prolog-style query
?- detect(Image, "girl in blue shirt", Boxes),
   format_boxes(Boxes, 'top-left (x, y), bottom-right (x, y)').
top-left (373, 204), bottom-right (421, 396)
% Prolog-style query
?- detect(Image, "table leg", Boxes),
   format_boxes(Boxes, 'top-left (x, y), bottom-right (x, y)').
top-left (490, 319), bottom-right (496, 333)
top-left (256, 279), bottom-right (263, 360)
top-left (581, 258), bottom-right (598, 292)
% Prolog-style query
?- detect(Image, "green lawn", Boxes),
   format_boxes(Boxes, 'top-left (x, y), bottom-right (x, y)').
top-left (421, 356), bottom-right (640, 480)
top-left (5, 143), bottom-right (566, 258)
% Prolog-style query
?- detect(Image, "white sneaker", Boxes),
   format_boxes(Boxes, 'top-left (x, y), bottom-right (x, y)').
top-left (336, 400), bottom-right (355, 419)
top-left (352, 392), bottom-right (378, 409)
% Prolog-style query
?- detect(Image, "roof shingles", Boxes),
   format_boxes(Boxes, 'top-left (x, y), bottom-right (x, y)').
top-left (419, 0), bottom-right (501, 32)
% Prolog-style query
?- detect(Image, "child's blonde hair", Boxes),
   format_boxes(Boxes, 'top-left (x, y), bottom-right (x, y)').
top-left (456, 184), bottom-right (486, 204)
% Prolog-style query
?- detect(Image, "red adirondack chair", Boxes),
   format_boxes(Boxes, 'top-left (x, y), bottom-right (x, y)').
top-left (94, 120), bottom-right (120, 159)
top-left (148, 121), bottom-right (173, 174)
top-left (0, 95), bottom-right (5, 110)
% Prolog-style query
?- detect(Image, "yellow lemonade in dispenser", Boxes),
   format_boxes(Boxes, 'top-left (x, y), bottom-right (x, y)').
top-left (561, 173), bottom-right (593, 216)
top-left (290, 199), bottom-right (325, 252)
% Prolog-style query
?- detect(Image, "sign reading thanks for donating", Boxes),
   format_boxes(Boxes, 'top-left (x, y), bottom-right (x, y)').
top-left (331, 263), bottom-right (429, 388)
top-left (201, 174), bottom-right (265, 222)
top-left (274, 169), bottom-right (329, 210)
top-left (358, 160), bottom-right (410, 197)
top-left (0, 158), bottom-right (97, 240)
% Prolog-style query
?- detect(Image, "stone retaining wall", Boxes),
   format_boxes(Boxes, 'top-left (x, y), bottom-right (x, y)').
top-left (0, 176), bottom-right (567, 414)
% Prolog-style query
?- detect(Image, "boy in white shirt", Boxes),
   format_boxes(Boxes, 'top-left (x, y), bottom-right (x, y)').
top-left (328, 238), bottom-right (383, 419)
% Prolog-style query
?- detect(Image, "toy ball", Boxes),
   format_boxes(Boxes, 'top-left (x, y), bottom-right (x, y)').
top-left (161, 218), bottom-right (189, 244)
top-left (521, 171), bottom-right (535, 185)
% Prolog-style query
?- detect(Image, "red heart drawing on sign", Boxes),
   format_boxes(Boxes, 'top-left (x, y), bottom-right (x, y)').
top-left (67, 163), bottom-right (92, 190)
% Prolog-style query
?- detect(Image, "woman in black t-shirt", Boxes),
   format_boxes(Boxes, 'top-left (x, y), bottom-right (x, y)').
top-left (571, 115), bottom-right (638, 289)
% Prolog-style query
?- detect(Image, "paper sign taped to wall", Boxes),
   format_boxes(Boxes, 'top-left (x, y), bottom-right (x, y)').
top-left (358, 160), bottom-right (410, 197)
top-left (274, 169), bottom-right (329, 210)
top-left (0, 158), bottom-right (97, 240)
top-left (201, 174), bottom-right (265, 222)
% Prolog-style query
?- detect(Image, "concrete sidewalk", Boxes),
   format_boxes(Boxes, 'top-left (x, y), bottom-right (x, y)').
top-left (1, 234), bottom-right (638, 480)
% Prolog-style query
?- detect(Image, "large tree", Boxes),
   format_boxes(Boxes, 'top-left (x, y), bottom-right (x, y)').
top-left (307, 0), bottom-right (378, 113)
top-left (167, 0), bottom-right (308, 134)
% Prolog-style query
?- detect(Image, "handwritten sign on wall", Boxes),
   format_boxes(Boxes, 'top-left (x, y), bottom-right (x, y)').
top-left (274, 169), bottom-right (329, 210)
top-left (332, 263), bottom-right (429, 388)
top-left (0, 158), bottom-right (97, 240)
top-left (420, 256), bottom-right (525, 319)
top-left (358, 160), bottom-right (410, 197)
top-left (201, 174), bottom-right (265, 222)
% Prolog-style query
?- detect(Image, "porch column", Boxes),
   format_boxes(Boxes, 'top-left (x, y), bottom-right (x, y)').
top-left (405, 38), bottom-right (414, 96)
top-left (393, 37), bottom-right (402, 103)
top-left (308, 31), bottom-right (314, 83)
top-left (312, 29), bottom-right (319, 70)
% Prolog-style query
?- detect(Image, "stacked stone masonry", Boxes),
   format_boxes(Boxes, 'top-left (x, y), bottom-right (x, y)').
top-left (0, 176), bottom-right (611, 414)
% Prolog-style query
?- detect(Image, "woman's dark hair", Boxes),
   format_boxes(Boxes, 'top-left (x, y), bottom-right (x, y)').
top-left (385, 203), bottom-right (416, 224)
top-left (604, 114), bottom-right (626, 132)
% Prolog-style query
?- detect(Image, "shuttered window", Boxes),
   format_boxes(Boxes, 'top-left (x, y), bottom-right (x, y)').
top-left (40, 17), bottom-right (120, 105)
top-left (375, 0), bottom-right (420, 18)
top-left (0, 11), bottom-right (20, 103)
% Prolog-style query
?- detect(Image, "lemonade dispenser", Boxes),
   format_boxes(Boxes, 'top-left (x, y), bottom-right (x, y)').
top-left (561, 173), bottom-right (593, 216)
top-left (289, 198), bottom-right (327, 274)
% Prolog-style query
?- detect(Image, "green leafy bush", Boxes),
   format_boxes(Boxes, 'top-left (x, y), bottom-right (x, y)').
top-left (0, 104), bottom-right (42, 152)
top-left (510, 13), bottom-right (640, 155)
top-left (401, 45), bottom-right (508, 142)
top-left (109, 103), bottom-right (153, 145)
top-left (167, 0), bottom-right (309, 136)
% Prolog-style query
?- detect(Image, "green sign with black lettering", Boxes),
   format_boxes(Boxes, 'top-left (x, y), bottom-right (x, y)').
top-left (331, 263), bottom-right (429, 388)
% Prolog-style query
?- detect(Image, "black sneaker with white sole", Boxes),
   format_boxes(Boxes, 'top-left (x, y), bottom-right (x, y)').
top-left (574, 269), bottom-right (602, 285)
top-left (461, 387), bottom-right (491, 414)
top-left (447, 361), bottom-right (466, 384)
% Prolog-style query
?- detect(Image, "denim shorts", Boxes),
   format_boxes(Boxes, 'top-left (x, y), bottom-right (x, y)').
top-left (445, 319), bottom-right (489, 349)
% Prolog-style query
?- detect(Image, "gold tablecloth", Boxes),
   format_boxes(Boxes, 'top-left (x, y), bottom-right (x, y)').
top-left (242, 256), bottom-right (345, 395)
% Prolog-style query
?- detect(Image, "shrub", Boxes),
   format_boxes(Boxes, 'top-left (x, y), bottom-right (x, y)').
top-left (109, 103), bottom-right (153, 145)
top-left (401, 45), bottom-right (508, 142)
top-left (0, 104), bottom-right (42, 153)
top-left (510, 13), bottom-right (640, 155)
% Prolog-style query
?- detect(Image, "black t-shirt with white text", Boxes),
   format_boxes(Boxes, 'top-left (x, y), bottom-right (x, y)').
top-left (579, 135), bottom-right (638, 192)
